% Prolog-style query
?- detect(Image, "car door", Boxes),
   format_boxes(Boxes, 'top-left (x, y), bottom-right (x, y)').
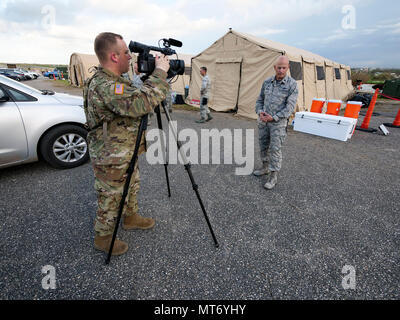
top-left (0, 85), bottom-right (28, 166)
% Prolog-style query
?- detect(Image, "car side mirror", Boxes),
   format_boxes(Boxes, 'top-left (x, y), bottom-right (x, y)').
top-left (0, 96), bottom-right (10, 102)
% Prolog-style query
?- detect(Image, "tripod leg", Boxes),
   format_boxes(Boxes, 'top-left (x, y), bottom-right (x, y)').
top-left (160, 102), bottom-right (219, 248)
top-left (184, 163), bottom-right (219, 247)
top-left (105, 114), bottom-right (148, 264)
top-left (154, 105), bottom-right (171, 197)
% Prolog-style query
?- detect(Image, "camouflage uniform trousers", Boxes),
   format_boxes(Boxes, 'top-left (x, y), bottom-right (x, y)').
top-left (165, 88), bottom-right (173, 112)
top-left (93, 161), bottom-right (140, 237)
top-left (258, 119), bottom-right (287, 172)
top-left (200, 96), bottom-right (211, 120)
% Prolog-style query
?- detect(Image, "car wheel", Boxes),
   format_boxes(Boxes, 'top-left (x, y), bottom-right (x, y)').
top-left (40, 124), bottom-right (89, 169)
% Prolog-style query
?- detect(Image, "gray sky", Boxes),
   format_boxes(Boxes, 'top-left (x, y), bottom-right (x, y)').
top-left (1, 0), bottom-right (399, 67)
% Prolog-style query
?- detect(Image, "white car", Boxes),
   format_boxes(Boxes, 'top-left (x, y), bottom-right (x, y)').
top-left (0, 74), bottom-right (89, 169)
top-left (15, 68), bottom-right (36, 80)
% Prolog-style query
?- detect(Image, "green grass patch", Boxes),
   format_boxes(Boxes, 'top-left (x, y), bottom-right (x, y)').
top-left (52, 79), bottom-right (70, 87)
top-left (172, 104), bottom-right (199, 112)
top-left (367, 80), bottom-right (385, 84)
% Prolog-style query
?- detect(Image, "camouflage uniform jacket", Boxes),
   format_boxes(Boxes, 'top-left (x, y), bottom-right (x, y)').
top-left (83, 66), bottom-right (169, 165)
top-left (200, 75), bottom-right (211, 98)
top-left (255, 75), bottom-right (298, 123)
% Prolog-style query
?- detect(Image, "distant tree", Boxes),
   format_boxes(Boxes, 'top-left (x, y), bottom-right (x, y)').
top-left (351, 71), bottom-right (370, 86)
top-left (372, 72), bottom-right (394, 81)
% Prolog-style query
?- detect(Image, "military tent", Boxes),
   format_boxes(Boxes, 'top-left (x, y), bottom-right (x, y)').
top-left (68, 53), bottom-right (100, 87)
top-left (168, 53), bottom-right (193, 96)
top-left (68, 52), bottom-right (193, 95)
top-left (187, 29), bottom-right (354, 119)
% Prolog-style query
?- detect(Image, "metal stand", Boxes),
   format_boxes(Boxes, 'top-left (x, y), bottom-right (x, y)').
top-left (355, 126), bottom-right (378, 133)
top-left (383, 123), bottom-right (400, 128)
top-left (106, 101), bottom-right (219, 264)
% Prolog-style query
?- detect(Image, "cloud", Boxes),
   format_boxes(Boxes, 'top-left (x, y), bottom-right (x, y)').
top-left (250, 28), bottom-right (286, 36)
top-left (0, 0), bottom-right (226, 63)
top-left (0, 0), bottom-right (398, 67)
top-left (305, 29), bottom-right (352, 45)
top-left (375, 20), bottom-right (400, 34)
top-left (361, 28), bottom-right (378, 35)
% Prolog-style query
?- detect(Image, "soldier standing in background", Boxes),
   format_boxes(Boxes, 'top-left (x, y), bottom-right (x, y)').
top-left (132, 62), bottom-right (144, 89)
top-left (84, 32), bottom-right (170, 256)
top-left (253, 55), bottom-right (298, 190)
top-left (195, 66), bottom-right (213, 123)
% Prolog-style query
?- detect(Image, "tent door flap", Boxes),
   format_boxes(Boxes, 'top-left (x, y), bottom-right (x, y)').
top-left (212, 61), bottom-right (242, 112)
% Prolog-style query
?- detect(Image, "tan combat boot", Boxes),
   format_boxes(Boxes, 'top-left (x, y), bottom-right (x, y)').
top-left (264, 171), bottom-right (278, 190)
top-left (253, 162), bottom-right (270, 177)
top-left (94, 235), bottom-right (128, 256)
top-left (123, 213), bottom-right (155, 230)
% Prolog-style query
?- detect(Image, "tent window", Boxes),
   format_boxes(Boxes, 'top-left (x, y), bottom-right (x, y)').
top-left (316, 66), bottom-right (325, 80)
top-left (347, 70), bottom-right (351, 80)
top-left (184, 67), bottom-right (191, 75)
top-left (289, 61), bottom-right (303, 81)
top-left (335, 68), bottom-right (341, 80)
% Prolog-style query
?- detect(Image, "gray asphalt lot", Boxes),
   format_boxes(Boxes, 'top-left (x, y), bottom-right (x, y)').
top-left (0, 79), bottom-right (399, 299)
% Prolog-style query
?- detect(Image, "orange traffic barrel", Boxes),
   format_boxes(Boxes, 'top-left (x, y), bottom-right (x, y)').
top-left (344, 101), bottom-right (362, 119)
top-left (326, 100), bottom-right (342, 116)
top-left (310, 98), bottom-right (325, 113)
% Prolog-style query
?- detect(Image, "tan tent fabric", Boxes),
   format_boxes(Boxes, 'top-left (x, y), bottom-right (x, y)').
top-left (303, 60), bottom-right (317, 111)
top-left (69, 52), bottom-right (193, 94)
top-left (213, 61), bottom-right (242, 111)
top-left (188, 30), bottom-right (354, 120)
top-left (287, 55), bottom-right (305, 112)
top-left (69, 53), bottom-right (100, 87)
top-left (69, 52), bottom-right (141, 87)
top-left (345, 66), bottom-right (353, 91)
top-left (332, 63), bottom-right (342, 101)
top-left (315, 61), bottom-right (326, 100)
top-left (325, 62), bottom-right (335, 100)
top-left (169, 53), bottom-right (193, 95)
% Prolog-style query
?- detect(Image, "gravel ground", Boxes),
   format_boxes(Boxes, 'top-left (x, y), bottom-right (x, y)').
top-left (0, 79), bottom-right (399, 300)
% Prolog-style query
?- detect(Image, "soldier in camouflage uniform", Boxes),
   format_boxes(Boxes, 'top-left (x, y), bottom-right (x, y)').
top-left (196, 66), bottom-right (213, 123)
top-left (84, 32), bottom-right (170, 256)
top-left (253, 55), bottom-right (298, 190)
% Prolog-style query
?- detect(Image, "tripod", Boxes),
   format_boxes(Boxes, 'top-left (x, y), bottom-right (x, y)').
top-left (106, 101), bottom-right (219, 264)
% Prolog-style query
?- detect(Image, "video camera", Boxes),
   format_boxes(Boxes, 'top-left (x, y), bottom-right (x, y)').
top-left (129, 38), bottom-right (185, 79)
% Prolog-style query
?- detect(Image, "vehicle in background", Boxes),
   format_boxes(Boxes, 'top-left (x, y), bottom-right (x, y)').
top-left (43, 69), bottom-right (62, 79)
top-left (12, 69), bottom-right (33, 80)
top-left (7, 69), bottom-right (31, 80)
top-left (0, 70), bottom-right (24, 81)
top-left (0, 74), bottom-right (89, 169)
top-left (16, 68), bottom-right (38, 79)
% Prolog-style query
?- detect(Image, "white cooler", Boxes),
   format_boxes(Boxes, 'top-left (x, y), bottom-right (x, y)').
top-left (293, 112), bottom-right (358, 142)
